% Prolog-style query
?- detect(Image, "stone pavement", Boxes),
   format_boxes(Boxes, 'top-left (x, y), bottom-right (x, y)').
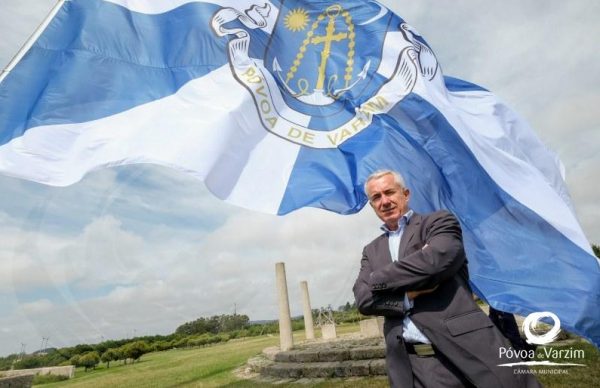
top-left (244, 336), bottom-right (387, 380)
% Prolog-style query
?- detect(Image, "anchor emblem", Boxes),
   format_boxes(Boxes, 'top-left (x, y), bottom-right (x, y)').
top-left (272, 4), bottom-right (370, 105)
top-left (211, 1), bottom-right (435, 149)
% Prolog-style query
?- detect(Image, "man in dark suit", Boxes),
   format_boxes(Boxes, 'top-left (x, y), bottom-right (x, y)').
top-left (353, 170), bottom-right (540, 388)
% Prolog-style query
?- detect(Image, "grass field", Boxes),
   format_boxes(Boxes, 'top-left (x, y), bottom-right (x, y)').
top-left (36, 324), bottom-right (599, 387)
top-left (40, 335), bottom-right (280, 387)
top-left (530, 341), bottom-right (600, 388)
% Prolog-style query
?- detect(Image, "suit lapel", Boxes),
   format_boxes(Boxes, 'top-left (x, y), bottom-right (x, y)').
top-left (398, 212), bottom-right (421, 260)
top-left (375, 234), bottom-right (393, 267)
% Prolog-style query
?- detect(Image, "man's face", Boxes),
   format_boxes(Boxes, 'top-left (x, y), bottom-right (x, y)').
top-left (366, 174), bottom-right (410, 230)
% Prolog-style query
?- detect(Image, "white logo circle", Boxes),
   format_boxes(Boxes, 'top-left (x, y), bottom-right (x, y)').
top-left (522, 312), bottom-right (561, 345)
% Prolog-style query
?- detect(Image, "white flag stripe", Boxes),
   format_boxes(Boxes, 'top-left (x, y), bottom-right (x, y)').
top-left (377, 31), bottom-right (412, 80)
top-left (418, 86), bottom-right (591, 254)
top-left (0, 65), bottom-right (256, 188)
top-left (225, 133), bottom-right (300, 214)
top-left (104, 0), bottom-right (279, 31)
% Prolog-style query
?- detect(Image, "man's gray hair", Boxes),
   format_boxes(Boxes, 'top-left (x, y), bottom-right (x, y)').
top-left (364, 170), bottom-right (406, 197)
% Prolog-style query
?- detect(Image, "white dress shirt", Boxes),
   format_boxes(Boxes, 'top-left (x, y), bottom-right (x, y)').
top-left (382, 209), bottom-right (431, 344)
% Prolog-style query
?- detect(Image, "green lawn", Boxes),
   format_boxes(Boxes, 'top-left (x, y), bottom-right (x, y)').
top-left (36, 325), bottom-right (598, 387)
top-left (530, 341), bottom-right (600, 388)
top-left (39, 336), bottom-right (273, 387)
top-left (36, 324), bottom-right (384, 388)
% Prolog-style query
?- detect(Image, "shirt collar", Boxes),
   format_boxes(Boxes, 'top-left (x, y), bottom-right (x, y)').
top-left (380, 209), bottom-right (414, 234)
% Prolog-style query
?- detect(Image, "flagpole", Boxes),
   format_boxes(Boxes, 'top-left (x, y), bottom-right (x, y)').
top-left (0, 0), bottom-right (66, 84)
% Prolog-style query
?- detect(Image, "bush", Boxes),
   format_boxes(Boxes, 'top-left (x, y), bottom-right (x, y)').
top-left (13, 356), bottom-right (44, 369)
top-left (69, 355), bottom-right (80, 367)
top-left (187, 337), bottom-right (206, 347)
top-left (32, 374), bottom-right (69, 385)
top-left (246, 322), bottom-right (278, 337)
top-left (186, 333), bottom-right (226, 348)
top-left (101, 348), bottom-right (121, 368)
top-left (172, 338), bottom-right (189, 349)
top-left (79, 351), bottom-right (100, 371)
top-left (121, 341), bottom-right (150, 363)
top-left (153, 340), bottom-right (173, 352)
top-left (291, 320), bottom-right (305, 331)
top-left (175, 314), bottom-right (250, 336)
top-left (228, 329), bottom-right (250, 339)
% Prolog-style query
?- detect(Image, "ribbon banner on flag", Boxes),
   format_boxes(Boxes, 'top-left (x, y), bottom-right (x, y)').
top-left (0, 0), bottom-right (598, 346)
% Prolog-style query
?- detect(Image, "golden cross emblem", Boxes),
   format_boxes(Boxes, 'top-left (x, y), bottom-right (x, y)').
top-left (310, 5), bottom-right (348, 90)
top-left (278, 4), bottom-right (364, 104)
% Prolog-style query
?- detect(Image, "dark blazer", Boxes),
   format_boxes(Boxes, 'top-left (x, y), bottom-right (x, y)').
top-left (353, 210), bottom-right (540, 388)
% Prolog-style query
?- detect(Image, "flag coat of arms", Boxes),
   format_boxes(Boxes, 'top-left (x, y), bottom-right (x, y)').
top-left (0, 0), bottom-right (598, 346)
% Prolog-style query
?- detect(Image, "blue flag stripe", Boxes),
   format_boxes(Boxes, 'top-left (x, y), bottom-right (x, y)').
top-left (280, 91), bottom-right (600, 344)
top-left (443, 76), bottom-right (488, 92)
top-left (0, 0), bottom-right (229, 145)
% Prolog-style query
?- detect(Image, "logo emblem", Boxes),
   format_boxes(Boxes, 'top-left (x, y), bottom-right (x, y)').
top-left (270, 4), bottom-right (370, 106)
top-left (211, 2), bottom-right (438, 148)
top-left (522, 311), bottom-right (561, 345)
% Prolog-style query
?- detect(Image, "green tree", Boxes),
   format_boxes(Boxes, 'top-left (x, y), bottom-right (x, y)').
top-left (0, 354), bottom-right (19, 371)
top-left (13, 356), bottom-right (43, 370)
top-left (122, 341), bottom-right (150, 363)
top-left (219, 314), bottom-right (250, 332)
top-left (172, 337), bottom-right (189, 349)
top-left (73, 344), bottom-right (94, 355)
top-left (94, 341), bottom-right (110, 355)
top-left (100, 348), bottom-right (120, 368)
top-left (153, 340), bottom-right (173, 352)
top-left (175, 317), bottom-right (213, 335)
top-left (69, 355), bottom-right (80, 367)
top-left (175, 314), bottom-right (250, 335)
top-left (116, 345), bottom-right (128, 365)
top-left (592, 244), bottom-right (600, 259)
top-left (78, 351), bottom-right (100, 372)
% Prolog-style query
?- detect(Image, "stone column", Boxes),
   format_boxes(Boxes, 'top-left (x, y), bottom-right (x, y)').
top-left (275, 262), bottom-right (293, 351)
top-left (300, 281), bottom-right (315, 340)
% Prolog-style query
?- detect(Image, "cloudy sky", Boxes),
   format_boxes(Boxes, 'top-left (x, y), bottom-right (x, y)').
top-left (0, 1), bottom-right (598, 356)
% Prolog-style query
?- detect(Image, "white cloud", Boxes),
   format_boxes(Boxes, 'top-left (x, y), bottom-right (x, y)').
top-left (20, 299), bottom-right (54, 315)
top-left (0, 204), bottom-right (383, 352)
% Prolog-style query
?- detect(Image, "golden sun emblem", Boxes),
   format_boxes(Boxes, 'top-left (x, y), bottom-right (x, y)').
top-left (284, 8), bottom-right (309, 31)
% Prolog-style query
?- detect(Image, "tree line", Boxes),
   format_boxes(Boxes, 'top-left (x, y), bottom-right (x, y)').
top-left (0, 313), bottom-right (306, 372)
top-left (174, 314), bottom-right (250, 335)
top-left (0, 303), bottom-right (367, 372)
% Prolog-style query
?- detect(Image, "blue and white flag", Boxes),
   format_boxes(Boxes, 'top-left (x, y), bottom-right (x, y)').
top-left (1, 0), bottom-right (599, 346)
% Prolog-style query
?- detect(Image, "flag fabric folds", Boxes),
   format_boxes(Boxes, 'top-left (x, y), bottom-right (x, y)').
top-left (0, 0), bottom-right (598, 346)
